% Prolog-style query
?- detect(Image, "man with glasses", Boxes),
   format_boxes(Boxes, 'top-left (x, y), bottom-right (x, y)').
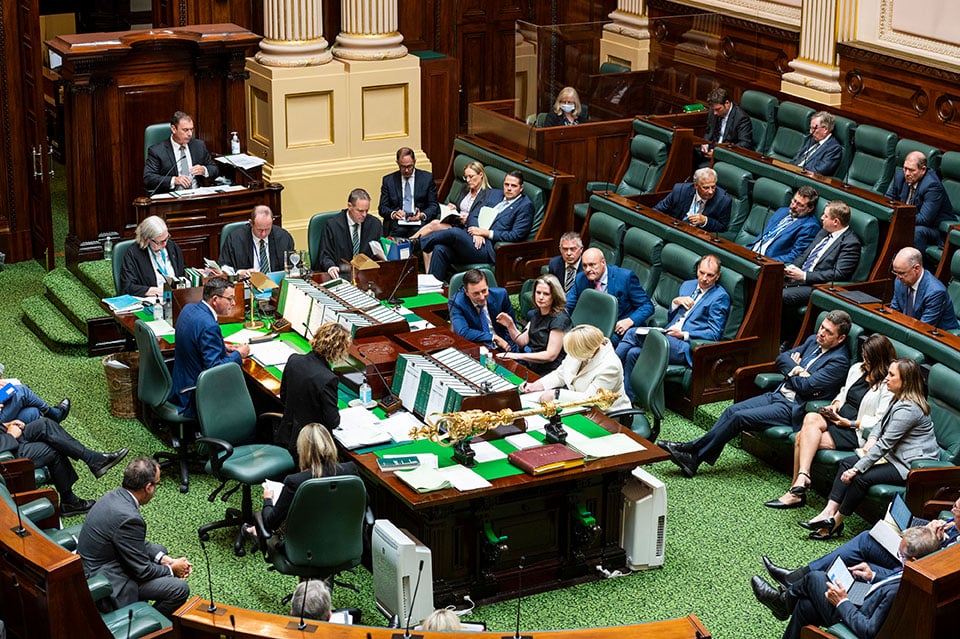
top-left (170, 277), bottom-right (249, 417)
top-left (889, 246), bottom-right (959, 330)
top-left (143, 110), bottom-right (218, 194)
top-left (745, 186), bottom-right (821, 263)
top-left (219, 205), bottom-right (295, 276)
top-left (120, 215), bottom-right (187, 297)
top-left (78, 457), bottom-right (191, 619)
top-left (790, 111), bottom-right (843, 176)
top-left (378, 147), bottom-right (439, 238)
top-left (885, 151), bottom-right (954, 252)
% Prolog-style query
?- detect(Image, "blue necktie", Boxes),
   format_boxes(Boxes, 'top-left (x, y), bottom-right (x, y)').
top-left (802, 235), bottom-right (830, 270)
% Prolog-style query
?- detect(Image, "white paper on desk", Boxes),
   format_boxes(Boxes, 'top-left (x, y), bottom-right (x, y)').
top-left (380, 410), bottom-right (423, 443)
top-left (407, 319), bottom-right (434, 331)
top-left (333, 416), bottom-right (391, 449)
top-left (368, 241), bottom-right (387, 260)
top-left (225, 328), bottom-right (269, 344)
top-left (632, 327), bottom-right (665, 336)
top-left (469, 440), bottom-right (508, 463)
top-left (568, 433), bottom-right (645, 460)
top-left (505, 432), bottom-right (542, 450)
top-left (439, 465), bottom-right (492, 491)
top-left (397, 218), bottom-right (420, 226)
top-left (249, 340), bottom-right (299, 367)
top-left (522, 414), bottom-right (549, 432)
top-left (262, 479), bottom-right (284, 496)
top-left (414, 453), bottom-right (439, 470)
top-left (216, 153), bottom-right (266, 169)
top-left (417, 274), bottom-right (444, 293)
top-left (143, 319), bottom-right (175, 337)
top-left (150, 192), bottom-right (175, 200)
top-left (561, 425), bottom-right (591, 445)
top-left (339, 405), bottom-right (384, 430)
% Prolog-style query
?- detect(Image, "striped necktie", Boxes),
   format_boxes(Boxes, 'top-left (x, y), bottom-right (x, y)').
top-left (258, 239), bottom-right (268, 272)
top-left (802, 235), bottom-right (830, 270)
top-left (564, 266), bottom-right (575, 292)
top-left (352, 223), bottom-right (360, 255)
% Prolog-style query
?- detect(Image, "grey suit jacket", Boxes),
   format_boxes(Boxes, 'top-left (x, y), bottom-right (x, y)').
top-left (77, 487), bottom-right (170, 611)
top-left (855, 400), bottom-right (940, 478)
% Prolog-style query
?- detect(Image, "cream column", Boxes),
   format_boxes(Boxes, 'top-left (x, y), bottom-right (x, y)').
top-left (334, 0), bottom-right (407, 61)
top-left (781, 0), bottom-right (857, 106)
top-left (599, 0), bottom-right (650, 70)
top-left (256, 0), bottom-right (332, 67)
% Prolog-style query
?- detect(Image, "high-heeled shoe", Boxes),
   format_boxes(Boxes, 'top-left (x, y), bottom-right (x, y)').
top-left (799, 517), bottom-right (835, 531)
top-left (763, 493), bottom-right (807, 509)
top-left (808, 522), bottom-right (844, 540)
top-left (790, 471), bottom-right (812, 496)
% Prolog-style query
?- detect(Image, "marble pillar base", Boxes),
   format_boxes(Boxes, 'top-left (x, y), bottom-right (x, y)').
top-left (599, 28), bottom-right (650, 71)
top-left (781, 59), bottom-right (842, 106)
top-left (255, 38), bottom-right (333, 67)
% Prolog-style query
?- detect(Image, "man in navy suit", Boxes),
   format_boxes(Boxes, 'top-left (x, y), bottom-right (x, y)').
top-left (547, 232), bottom-right (584, 293)
top-left (697, 87), bottom-right (753, 166)
top-left (143, 111), bottom-right (218, 194)
top-left (616, 255), bottom-right (729, 399)
top-left (220, 205), bottom-right (295, 276)
top-left (0, 369), bottom-right (69, 424)
top-left (653, 167), bottom-right (732, 233)
top-left (790, 111), bottom-right (844, 176)
top-left (378, 147), bottom-right (440, 238)
top-left (885, 151), bottom-right (955, 252)
top-left (419, 170), bottom-right (534, 281)
top-left (751, 526), bottom-right (940, 639)
top-left (170, 278), bottom-right (249, 417)
top-left (660, 310), bottom-right (851, 477)
top-left (565, 248), bottom-right (654, 345)
top-left (319, 188), bottom-right (384, 279)
top-left (746, 186), bottom-right (821, 263)
top-left (889, 247), bottom-right (959, 330)
top-left (449, 269), bottom-right (516, 351)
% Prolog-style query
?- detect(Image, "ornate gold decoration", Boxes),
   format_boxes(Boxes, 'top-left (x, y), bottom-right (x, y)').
top-left (409, 389), bottom-right (621, 445)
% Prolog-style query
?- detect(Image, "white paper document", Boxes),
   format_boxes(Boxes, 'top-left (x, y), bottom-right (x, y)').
top-left (568, 433), bottom-right (645, 459)
top-left (439, 465), bottom-right (492, 491)
top-left (379, 410), bottom-right (423, 443)
top-left (143, 319), bottom-right (175, 337)
top-left (224, 328), bottom-right (268, 344)
top-left (505, 432), bottom-right (542, 450)
top-left (249, 340), bottom-right (300, 367)
top-left (468, 440), bottom-right (508, 464)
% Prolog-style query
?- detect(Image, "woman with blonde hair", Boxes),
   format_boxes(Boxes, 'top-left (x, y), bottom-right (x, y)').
top-left (422, 608), bottom-right (462, 631)
top-left (495, 274), bottom-right (571, 374)
top-left (274, 322), bottom-right (352, 460)
top-left (519, 324), bottom-right (631, 412)
top-left (261, 423), bottom-right (357, 532)
top-left (799, 358), bottom-right (940, 540)
top-left (119, 215), bottom-right (186, 296)
top-left (543, 87), bottom-right (587, 126)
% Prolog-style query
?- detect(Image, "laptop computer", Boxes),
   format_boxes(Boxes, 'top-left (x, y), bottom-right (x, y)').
top-left (869, 493), bottom-right (932, 559)
top-left (889, 493), bottom-right (930, 530)
top-left (827, 556), bottom-right (871, 606)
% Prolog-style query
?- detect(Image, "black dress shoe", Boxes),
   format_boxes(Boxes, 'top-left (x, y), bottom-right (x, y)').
top-left (61, 498), bottom-right (96, 517)
top-left (662, 444), bottom-right (700, 478)
top-left (809, 522), bottom-right (845, 541)
top-left (408, 237), bottom-right (422, 254)
top-left (751, 575), bottom-right (790, 621)
top-left (799, 516), bottom-right (834, 531)
top-left (763, 493), bottom-right (806, 509)
top-left (89, 447), bottom-right (130, 479)
top-left (762, 556), bottom-right (798, 589)
top-left (657, 440), bottom-right (691, 453)
top-left (54, 398), bottom-right (71, 422)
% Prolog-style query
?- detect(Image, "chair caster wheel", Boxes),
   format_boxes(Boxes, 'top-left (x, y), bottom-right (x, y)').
top-left (180, 484), bottom-right (189, 494)
top-left (198, 531), bottom-right (210, 542)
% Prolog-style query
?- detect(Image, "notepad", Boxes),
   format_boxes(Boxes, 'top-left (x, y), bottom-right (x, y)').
top-left (395, 465), bottom-right (452, 493)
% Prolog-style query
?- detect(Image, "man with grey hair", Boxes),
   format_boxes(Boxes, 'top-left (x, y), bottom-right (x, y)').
top-left (219, 205), bottom-right (295, 276)
top-left (547, 232), bottom-right (584, 292)
top-left (889, 246), bottom-right (959, 330)
top-left (791, 111), bottom-right (843, 176)
top-left (752, 525), bottom-right (940, 639)
top-left (653, 167), bottom-right (732, 233)
top-left (885, 151), bottom-right (954, 252)
top-left (289, 580), bottom-right (332, 621)
top-left (318, 188), bottom-right (384, 279)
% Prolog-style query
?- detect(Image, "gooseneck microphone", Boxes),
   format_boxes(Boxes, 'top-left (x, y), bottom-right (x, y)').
top-left (148, 159), bottom-right (182, 198)
top-left (350, 352), bottom-right (401, 413)
top-left (198, 538), bottom-right (225, 615)
top-left (386, 257), bottom-right (418, 306)
top-left (220, 154), bottom-right (259, 188)
top-left (502, 556), bottom-right (532, 639)
top-left (523, 121), bottom-right (536, 164)
top-left (125, 608), bottom-right (134, 639)
top-left (402, 559), bottom-right (424, 639)
top-left (0, 463), bottom-right (30, 537)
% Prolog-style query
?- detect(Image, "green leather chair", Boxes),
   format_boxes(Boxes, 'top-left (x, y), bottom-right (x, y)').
top-left (112, 239), bottom-right (135, 295)
top-left (739, 90), bottom-right (778, 155)
top-left (255, 476), bottom-right (366, 593)
top-left (306, 211), bottom-right (340, 270)
top-left (830, 115), bottom-right (858, 179)
top-left (195, 363), bottom-right (295, 557)
top-left (895, 138), bottom-right (942, 176)
top-left (948, 247), bottom-right (960, 333)
top-left (219, 220), bottom-right (249, 258)
top-left (927, 153), bottom-right (960, 267)
top-left (843, 124), bottom-right (898, 194)
top-left (143, 123), bottom-right (169, 161)
top-left (619, 227), bottom-right (662, 294)
top-left (733, 177), bottom-right (795, 246)
top-left (647, 244), bottom-right (698, 328)
top-left (766, 102), bottom-right (815, 162)
top-left (448, 267), bottom-right (496, 297)
top-left (713, 161), bottom-right (753, 240)
top-left (607, 329), bottom-right (668, 441)
top-left (599, 61), bottom-right (630, 73)
top-left (570, 288), bottom-right (618, 338)
top-left (588, 212), bottom-right (626, 265)
top-left (88, 572), bottom-right (173, 638)
top-left (134, 319), bottom-right (198, 494)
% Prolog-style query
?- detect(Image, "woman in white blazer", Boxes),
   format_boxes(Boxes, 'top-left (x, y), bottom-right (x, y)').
top-left (519, 324), bottom-right (631, 413)
top-left (766, 334), bottom-right (897, 509)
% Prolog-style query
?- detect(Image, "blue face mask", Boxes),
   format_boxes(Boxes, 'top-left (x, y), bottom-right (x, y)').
top-left (560, 103), bottom-right (575, 113)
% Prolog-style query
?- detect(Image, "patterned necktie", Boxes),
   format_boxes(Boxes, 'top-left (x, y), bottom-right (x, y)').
top-left (351, 222), bottom-right (360, 255)
top-left (178, 145), bottom-right (191, 188)
top-left (258, 239), bottom-right (268, 272)
top-left (906, 186), bottom-right (917, 205)
top-left (403, 178), bottom-right (413, 213)
top-left (594, 279), bottom-right (603, 291)
top-left (477, 304), bottom-right (491, 335)
top-left (753, 215), bottom-right (793, 253)
top-left (672, 288), bottom-right (702, 330)
top-left (797, 141), bottom-right (818, 167)
top-left (564, 266), bottom-right (575, 292)
top-left (802, 235), bottom-right (830, 270)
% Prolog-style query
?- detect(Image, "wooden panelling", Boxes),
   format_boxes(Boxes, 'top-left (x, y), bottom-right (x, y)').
top-left (418, 53), bottom-right (459, 169)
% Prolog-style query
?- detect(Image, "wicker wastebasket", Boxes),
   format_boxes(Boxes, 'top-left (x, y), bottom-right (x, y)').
top-left (102, 351), bottom-right (140, 418)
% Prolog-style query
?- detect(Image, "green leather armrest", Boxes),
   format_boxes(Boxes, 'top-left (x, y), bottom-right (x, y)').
top-left (585, 181), bottom-right (617, 193)
top-left (754, 373), bottom-right (785, 390)
top-left (21, 497), bottom-right (55, 522)
top-left (87, 573), bottom-right (113, 602)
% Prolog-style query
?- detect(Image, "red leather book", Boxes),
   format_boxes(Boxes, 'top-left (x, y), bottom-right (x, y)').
top-left (507, 443), bottom-right (585, 476)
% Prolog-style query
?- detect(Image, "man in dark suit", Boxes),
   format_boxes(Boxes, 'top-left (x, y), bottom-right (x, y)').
top-left (751, 526), bottom-right (940, 639)
top-left (565, 248), bottom-right (654, 345)
top-left (143, 111), bottom-right (218, 194)
top-left (698, 87), bottom-right (753, 165)
top-left (746, 186), bottom-right (821, 263)
top-left (885, 151), bottom-right (955, 252)
top-left (78, 457), bottom-right (191, 618)
top-left (419, 170), bottom-right (534, 281)
top-left (547, 232), bottom-right (584, 293)
top-left (318, 188), bottom-right (384, 279)
top-left (653, 167), bottom-right (732, 233)
top-left (0, 416), bottom-right (128, 516)
top-left (790, 111), bottom-right (844, 176)
top-left (170, 278), bottom-right (249, 417)
top-left (378, 147), bottom-right (440, 238)
top-left (659, 310), bottom-right (851, 478)
top-left (449, 269), bottom-right (516, 350)
top-left (219, 205), bottom-right (295, 275)
top-left (889, 247), bottom-right (959, 330)
top-left (781, 201), bottom-right (862, 341)
top-left (616, 255), bottom-right (729, 400)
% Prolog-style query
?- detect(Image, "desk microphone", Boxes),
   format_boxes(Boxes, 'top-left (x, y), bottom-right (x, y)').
top-left (828, 258), bottom-right (839, 292)
top-left (404, 559), bottom-right (424, 639)
top-left (349, 354), bottom-right (401, 413)
top-left (523, 122), bottom-right (535, 164)
top-left (287, 549), bottom-right (317, 632)
top-left (148, 160), bottom-right (182, 198)
top-left (0, 463), bottom-right (30, 538)
top-left (502, 556), bottom-right (532, 639)
top-left (386, 257), bottom-right (418, 306)
top-left (220, 154), bottom-right (259, 188)
top-left (198, 538), bottom-right (225, 615)
top-left (229, 614), bottom-right (237, 639)
top-left (125, 608), bottom-right (133, 639)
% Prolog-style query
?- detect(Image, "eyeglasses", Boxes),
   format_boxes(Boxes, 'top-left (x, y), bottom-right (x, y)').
top-left (219, 294), bottom-right (236, 304)
top-left (890, 266), bottom-right (917, 277)
top-left (398, 163), bottom-right (415, 171)
top-left (461, 173), bottom-right (479, 182)
top-left (149, 236), bottom-right (169, 247)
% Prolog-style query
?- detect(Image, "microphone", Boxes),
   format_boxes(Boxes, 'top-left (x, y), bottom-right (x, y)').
top-left (286, 549), bottom-right (317, 632)
top-left (349, 353), bottom-right (401, 414)
top-left (220, 154), bottom-right (259, 188)
top-left (0, 462), bottom-right (30, 537)
top-left (522, 120), bottom-right (535, 164)
top-left (502, 556), bottom-right (532, 639)
top-left (148, 156), bottom-right (183, 198)
top-left (198, 538), bottom-right (225, 615)
top-left (829, 255), bottom-right (839, 292)
top-left (125, 608), bottom-right (134, 639)
top-left (386, 257), bottom-right (418, 306)
top-left (403, 559), bottom-right (424, 639)
top-left (230, 614), bottom-right (237, 639)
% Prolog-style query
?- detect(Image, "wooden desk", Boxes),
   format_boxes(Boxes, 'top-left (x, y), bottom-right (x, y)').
top-left (346, 408), bottom-right (667, 606)
top-left (175, 596), bottom-right (711, 639)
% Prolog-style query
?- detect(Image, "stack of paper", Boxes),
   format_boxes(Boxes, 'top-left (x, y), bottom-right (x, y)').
top-left (102, 294), bottom-right (145, 314)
